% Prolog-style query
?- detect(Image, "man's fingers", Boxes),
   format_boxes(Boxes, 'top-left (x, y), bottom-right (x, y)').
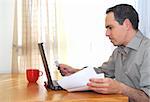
top-left (87, 82), bottom-right (109, 88)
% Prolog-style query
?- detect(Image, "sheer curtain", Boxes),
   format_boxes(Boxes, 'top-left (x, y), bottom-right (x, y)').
top-left (12, 0), bottom-right (40, 73)
top-left (11, 0), bottom-right (59, 76)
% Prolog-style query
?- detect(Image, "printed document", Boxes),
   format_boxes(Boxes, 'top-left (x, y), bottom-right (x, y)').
top-left (57, 67), bottom-right (104, 92)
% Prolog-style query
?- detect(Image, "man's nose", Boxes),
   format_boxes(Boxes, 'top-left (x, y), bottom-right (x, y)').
top-left (105, 29), bottom-right (111, 36)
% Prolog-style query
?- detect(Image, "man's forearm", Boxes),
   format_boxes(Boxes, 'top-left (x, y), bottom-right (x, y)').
top-left (120, 83), bottom-right (149, 102)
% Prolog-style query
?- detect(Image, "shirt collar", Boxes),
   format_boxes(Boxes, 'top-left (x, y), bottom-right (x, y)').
top-left (118, 46), bottom-right (129, 55)
top-left (118, 31), bottom-right (144, 55)
top-left (126, 30), bottom-right (144, 51)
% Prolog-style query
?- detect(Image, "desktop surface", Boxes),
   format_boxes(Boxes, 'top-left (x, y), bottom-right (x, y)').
top-left (0, 74), bottom-right (128, 102)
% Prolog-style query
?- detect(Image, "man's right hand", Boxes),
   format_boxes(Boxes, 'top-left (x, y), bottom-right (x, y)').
top-left (58, 64), bottom-right (80, 76)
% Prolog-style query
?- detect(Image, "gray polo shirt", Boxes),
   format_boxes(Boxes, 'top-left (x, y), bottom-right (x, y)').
top-left (100, 31), bottom-right (150, 97)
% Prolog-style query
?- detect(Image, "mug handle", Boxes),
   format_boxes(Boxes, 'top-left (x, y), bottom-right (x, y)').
top-left (39, 71), bottom-right (43, 76)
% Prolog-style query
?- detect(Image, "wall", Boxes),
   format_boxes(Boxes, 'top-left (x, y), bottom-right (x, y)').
top-left (0, 0), bottom-right (14, 73)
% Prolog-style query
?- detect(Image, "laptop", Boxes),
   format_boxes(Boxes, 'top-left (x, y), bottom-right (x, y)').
top-left (38, 43), bottom-right (63, 90)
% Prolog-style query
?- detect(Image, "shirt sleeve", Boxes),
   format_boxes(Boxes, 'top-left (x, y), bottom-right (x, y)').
top-left (99, 48), bottom-right (118, 78)
top-left (140, 47), bottom-right (150, 97)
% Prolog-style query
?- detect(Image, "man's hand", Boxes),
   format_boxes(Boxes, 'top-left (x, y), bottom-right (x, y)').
top-left (87, 78), bottom-right (150, 102)
top-left (87, 78), bottom-right (122, 94)
top-left (58, 64), bottom-right (80, 76)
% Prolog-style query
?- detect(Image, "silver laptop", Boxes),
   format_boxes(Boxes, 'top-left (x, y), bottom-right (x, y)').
top-left (38, 43), bottom-right (62, 90)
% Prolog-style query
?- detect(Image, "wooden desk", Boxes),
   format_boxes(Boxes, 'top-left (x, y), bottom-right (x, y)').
top-left (0, 74), bottom-right (128, 102)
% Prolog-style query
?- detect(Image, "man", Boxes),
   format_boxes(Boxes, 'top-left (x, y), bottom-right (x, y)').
top-left (58, 4), bottom-right (150, 102)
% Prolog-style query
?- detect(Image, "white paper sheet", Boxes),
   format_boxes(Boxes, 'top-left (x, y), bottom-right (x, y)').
top-left (57, 67), bottom-right (104, 92)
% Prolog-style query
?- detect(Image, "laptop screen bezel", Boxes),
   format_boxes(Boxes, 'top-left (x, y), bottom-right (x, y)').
top-left (38, 43), bottom-right (54, 86)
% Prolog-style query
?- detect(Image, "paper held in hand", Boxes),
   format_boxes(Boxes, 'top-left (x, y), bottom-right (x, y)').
top-left (57, 67), bottom-right (104, 92)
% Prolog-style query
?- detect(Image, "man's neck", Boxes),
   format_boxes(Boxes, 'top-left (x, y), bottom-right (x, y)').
top-left (123, 29), bottom-right (138, 46)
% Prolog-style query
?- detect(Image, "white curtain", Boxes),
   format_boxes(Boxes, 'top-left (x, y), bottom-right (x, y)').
top-left (138, 1), bottom-right (150, 38)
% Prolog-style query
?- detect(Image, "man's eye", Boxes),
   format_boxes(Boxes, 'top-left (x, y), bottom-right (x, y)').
top-left (106, 26), bottom-right (112, 30)
top-left (108, 27), bottom-right (112, 30)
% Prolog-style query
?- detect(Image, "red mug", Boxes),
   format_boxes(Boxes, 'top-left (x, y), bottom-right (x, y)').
top-left (26, 69), bottom-right (43, 83)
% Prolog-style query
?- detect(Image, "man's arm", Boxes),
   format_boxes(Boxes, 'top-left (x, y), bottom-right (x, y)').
top-left (87, 78), bottom-right (149, 102)
top-left (120, 82), bottom-right (149, 102)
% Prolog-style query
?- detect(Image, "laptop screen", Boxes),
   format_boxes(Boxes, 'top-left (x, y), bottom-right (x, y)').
top-left (38, 43), bottom-right (53, 86)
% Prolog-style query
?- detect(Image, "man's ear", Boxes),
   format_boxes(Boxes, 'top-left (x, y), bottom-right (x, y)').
top-left (123, 19), bottom-right (132, 30)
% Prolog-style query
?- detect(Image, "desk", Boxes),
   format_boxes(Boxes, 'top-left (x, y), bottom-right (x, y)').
top-left (0, 74), bottom-right (128, 102)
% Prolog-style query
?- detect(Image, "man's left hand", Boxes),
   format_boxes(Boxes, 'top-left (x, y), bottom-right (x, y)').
top-left (87, 78), bottom-right (122, 94)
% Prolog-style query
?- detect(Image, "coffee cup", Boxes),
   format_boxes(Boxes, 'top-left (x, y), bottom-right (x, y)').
top-left (26, 69), bottom-right (43, 83)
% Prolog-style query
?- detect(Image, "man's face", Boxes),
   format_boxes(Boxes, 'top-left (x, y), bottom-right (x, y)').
top-left (105, 12), bottom-right (127, 46)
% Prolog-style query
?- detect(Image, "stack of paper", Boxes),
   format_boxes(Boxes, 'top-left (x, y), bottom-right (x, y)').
top-left (57, 67), bottom-right (104, 92)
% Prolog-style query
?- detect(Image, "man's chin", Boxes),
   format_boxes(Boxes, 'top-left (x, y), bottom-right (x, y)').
top-left (113, 43), bottom-right (122, 47)
top-left (112, 42), bottom-right (119, 46)
top-left (113, 44), bottom-right (118, 46)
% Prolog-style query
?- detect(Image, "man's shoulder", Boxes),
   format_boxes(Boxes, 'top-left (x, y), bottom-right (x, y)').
top-left (141, 35), bottom-right (150, 47)
top-left (139, 30), bottom-right (150, 42)
top-left (135, 31), bottom-right (150, 48)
